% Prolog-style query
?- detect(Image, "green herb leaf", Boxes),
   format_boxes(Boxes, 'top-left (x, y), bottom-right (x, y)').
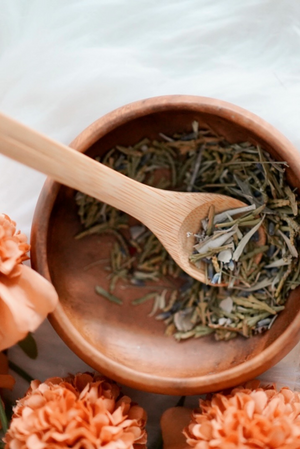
top-left (132, 292), bottom-right (158, 305)
top-left (213, 204), bottom-right (256, 224)
top-left (95, 286), bottom-right (123, 305)
top-left (194, 230), bottom-right (236, 254)
top-left (277, 229), bottom-right (298, 258)
top-left (232, 216), bottom-right (265, 262)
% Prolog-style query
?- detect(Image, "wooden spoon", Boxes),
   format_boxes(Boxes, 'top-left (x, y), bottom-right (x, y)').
top-left (0, 112), bottom-right (264, 284)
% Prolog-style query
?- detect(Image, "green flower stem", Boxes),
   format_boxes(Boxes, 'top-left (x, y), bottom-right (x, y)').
top-left (0, 397), bottom-right (8, 434)
top-left (8, 361), bottom-right (33, 383)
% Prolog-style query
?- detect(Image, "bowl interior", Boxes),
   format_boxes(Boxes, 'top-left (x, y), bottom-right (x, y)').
top-left (33, 103), bottom-right (300, 394)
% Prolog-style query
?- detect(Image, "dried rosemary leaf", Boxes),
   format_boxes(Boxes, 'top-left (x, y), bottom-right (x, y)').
top-left (95, 286), bottom-right (123, 305)
top-left (132, 292), bottom-right (158, 305)
top-left (232, 216), bottom-right (265, 262)
top-left (277, 229), bottom-right (298, 258)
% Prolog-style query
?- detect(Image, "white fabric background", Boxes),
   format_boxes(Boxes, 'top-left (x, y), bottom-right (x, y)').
top-left (1, 0), bottom-right (300, 446)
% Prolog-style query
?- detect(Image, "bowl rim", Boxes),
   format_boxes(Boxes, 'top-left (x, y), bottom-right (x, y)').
top-left (31, 95), bottom-right (300, 395)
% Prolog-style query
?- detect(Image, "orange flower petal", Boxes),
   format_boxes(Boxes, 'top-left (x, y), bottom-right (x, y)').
top-left (0, 265), bottom-right (58, 351)
top-left (26, 434), bottom-right (46, 449)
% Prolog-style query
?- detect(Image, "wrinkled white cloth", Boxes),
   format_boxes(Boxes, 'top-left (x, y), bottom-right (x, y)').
top-left (1, 0), bottom-right (300, 445)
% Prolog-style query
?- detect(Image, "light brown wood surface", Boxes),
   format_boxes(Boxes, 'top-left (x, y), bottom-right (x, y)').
top-left (28, 95), bottom-right (300, 395)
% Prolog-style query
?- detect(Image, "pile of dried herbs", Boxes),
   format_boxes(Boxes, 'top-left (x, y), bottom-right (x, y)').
top-left (75, 123), bottom-right (300, 341)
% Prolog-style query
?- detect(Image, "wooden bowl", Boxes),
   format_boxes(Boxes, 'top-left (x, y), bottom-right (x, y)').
top-left (31, 95), bottom-right (300, 395)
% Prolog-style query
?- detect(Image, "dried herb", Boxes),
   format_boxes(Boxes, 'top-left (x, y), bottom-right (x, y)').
top-left (76, 124), bottom-right (300, 341)
top-left (95, 286), bottom-right (123, 305)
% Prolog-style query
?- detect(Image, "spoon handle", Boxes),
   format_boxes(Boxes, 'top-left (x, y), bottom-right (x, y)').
top-left (0, 112), bottom-right (163, 224)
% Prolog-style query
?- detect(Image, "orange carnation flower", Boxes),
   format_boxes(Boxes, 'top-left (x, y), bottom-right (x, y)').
top-left (0, 213), bottom-right (58, 351)
top-left (184, 381), bottom-right (300, 449)
top-left (4, 373), bottom-right (147, 449)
